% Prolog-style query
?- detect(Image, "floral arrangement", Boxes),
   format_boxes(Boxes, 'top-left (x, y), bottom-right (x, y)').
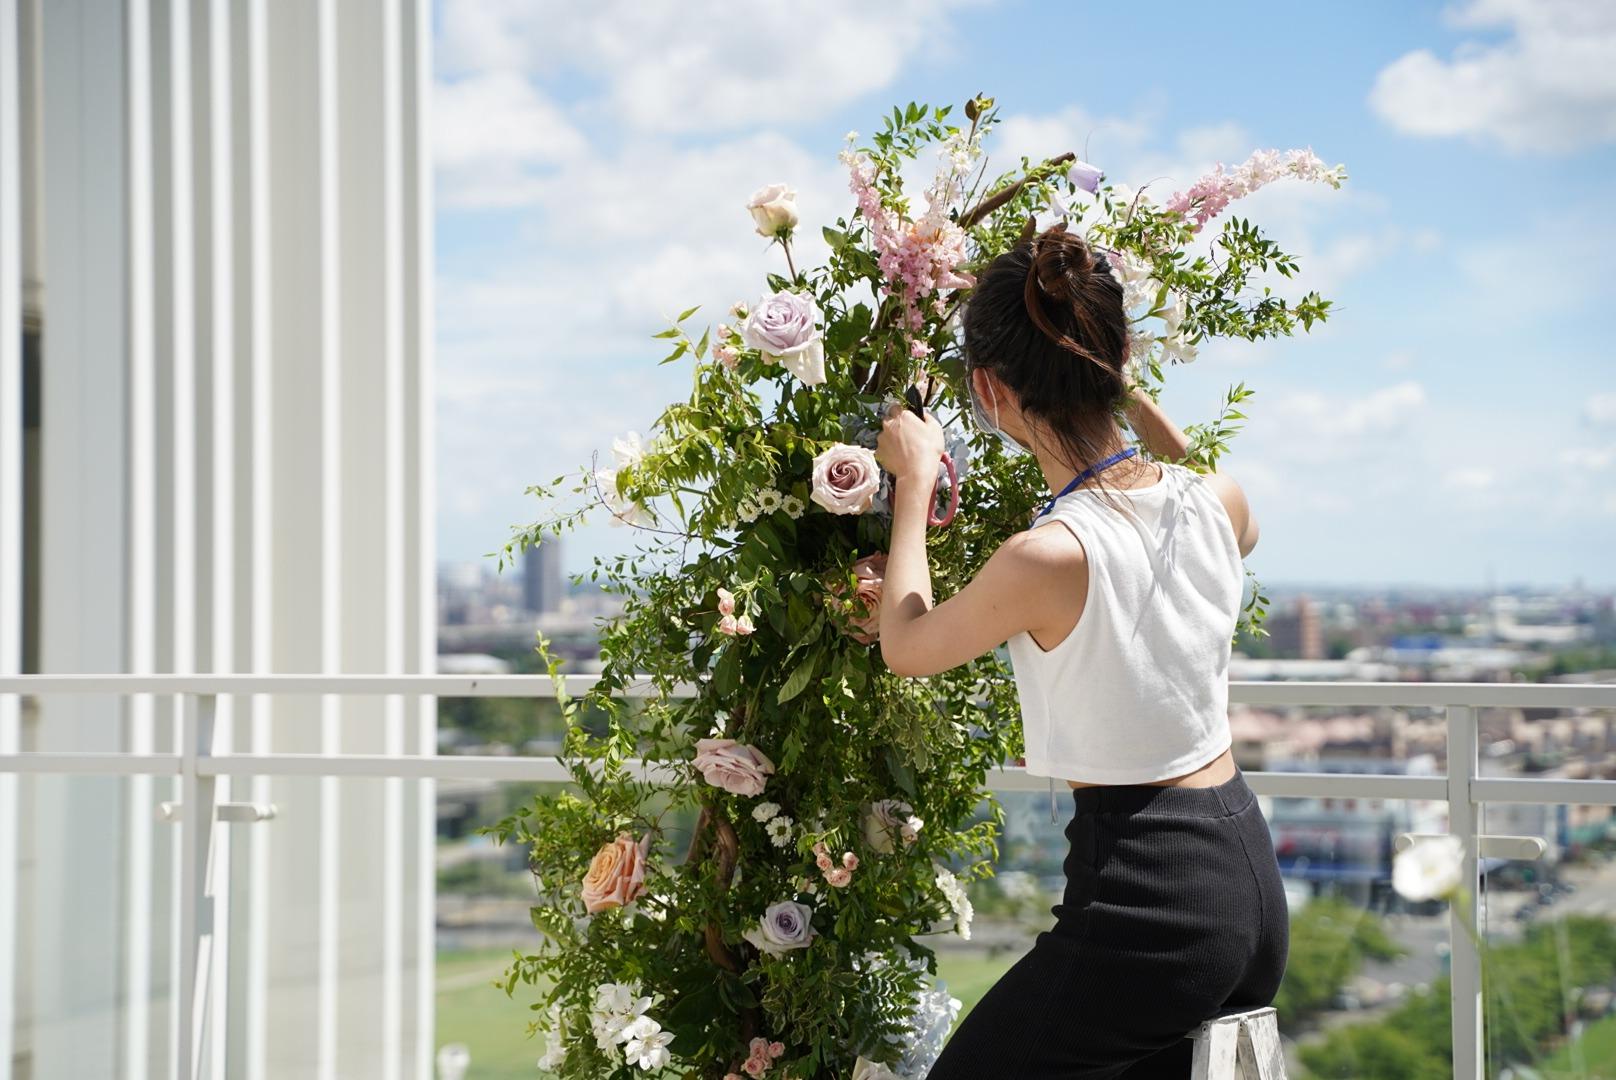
top-left (492, 95), bottom-right (1345, 1079)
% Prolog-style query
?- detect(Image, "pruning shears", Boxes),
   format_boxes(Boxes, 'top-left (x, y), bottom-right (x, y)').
top-left (901, 371), bottom-right (959, 528)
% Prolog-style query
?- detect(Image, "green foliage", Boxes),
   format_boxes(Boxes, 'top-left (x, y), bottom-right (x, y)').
top-left (487, 95), bottom-right (1342, 1079)
top-left (1298, 915), bottom-right (1616, 1077)
top-left (1274, 897), bottom-right (1406, 1023)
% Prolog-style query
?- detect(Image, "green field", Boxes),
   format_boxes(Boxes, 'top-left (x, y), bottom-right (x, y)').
top-left (436, 946), bottom-right (1023, 1079)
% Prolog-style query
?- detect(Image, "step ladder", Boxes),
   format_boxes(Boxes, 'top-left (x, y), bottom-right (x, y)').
top-left (1184, 1006), bottom-right (1287, 1079)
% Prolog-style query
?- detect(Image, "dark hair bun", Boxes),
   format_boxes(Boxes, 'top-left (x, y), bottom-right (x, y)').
top-left (1026, 222), bottom-right (1109, 304)
top-left (1022, 222), bottom-right (1123, 368)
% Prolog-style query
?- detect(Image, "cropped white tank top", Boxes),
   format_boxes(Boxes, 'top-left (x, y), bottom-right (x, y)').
top-left (1006, 460), bottom-right (1244, 784)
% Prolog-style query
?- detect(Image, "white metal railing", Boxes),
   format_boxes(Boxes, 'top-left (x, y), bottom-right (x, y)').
top-left (1, 674), bottom-right (1614, 1080)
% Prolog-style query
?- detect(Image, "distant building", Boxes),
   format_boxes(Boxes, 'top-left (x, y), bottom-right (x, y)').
top-left (1264, 594), bottom-right (1324, 659)
top-left (522, 537), bottom-right (564, 615)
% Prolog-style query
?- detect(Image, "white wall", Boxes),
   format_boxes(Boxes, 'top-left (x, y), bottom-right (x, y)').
top-left (1, 1), bottom-right (437, 1077)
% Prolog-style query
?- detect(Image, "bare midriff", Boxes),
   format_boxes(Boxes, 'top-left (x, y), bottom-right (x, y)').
top-left (1066, 745), bottom-right (1238, 790)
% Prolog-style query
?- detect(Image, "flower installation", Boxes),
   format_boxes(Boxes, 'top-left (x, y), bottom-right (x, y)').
top-left (491, 95), bottom-right (1344, 1078)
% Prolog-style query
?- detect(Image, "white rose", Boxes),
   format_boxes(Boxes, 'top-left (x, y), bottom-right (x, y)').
top-left (863, 798), bottom-right (919, 854)
top-left (747, 182), bottom-right (799, 238)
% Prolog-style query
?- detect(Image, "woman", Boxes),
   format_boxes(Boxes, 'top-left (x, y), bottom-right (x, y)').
top-left (873, 225), bottom-right (1289, 1078)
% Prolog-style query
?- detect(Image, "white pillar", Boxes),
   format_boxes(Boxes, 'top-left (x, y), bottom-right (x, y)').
top-left (0, 0), bottom-right (26, 1075)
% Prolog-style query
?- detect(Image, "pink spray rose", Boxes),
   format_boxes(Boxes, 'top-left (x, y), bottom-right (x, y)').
top-left (740, 291), bottom-right (826, 386)
top-left (693, 737), bottom-right (776, 796)
top-left (718, 613), bottom-right (755, 636)
top-left (810, 445), bottom-right (881, 516)
top-left (579, 832), bottom-right (651, 914)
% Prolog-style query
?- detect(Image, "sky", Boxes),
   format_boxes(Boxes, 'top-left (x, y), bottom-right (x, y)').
top-left (431, 0), bottom-right (1616, 591)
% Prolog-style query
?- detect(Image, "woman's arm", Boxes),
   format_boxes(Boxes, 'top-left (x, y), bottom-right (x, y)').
top-left (1122, 388), bottom-right (1190, 461)
top-left (1128, 389), bottom-right (1260, 554)
top-left (875, 404), bottom-right (1069, 678)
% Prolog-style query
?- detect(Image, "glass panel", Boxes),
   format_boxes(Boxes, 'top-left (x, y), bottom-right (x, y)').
top-left (1480, 797), bottom-right (1616, 1078)
top-left (1260, 787), bottom-right (1458, 1078)
top-left (7, 773), bottom-right (178, 1079)
top-left (221, 772), bottom-right (435, 1080)
top-left (980, 788), bottom-right (1464, 1078)
top-left (433, 765), bottom-right (1466, 1076)
top-left (437, 780), bottom-right (575, 1079)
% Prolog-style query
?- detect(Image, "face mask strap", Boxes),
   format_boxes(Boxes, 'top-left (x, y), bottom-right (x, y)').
top-left (974, 369), bottom-right (1026, 455)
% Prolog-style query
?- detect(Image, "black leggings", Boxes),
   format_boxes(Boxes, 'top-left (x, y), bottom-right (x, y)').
top-left (927, 766), bottom-right (1289, 1079)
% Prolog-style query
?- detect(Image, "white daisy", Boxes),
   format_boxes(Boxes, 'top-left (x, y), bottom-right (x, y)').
top-left (766, 815), bottom-right (795, 848)
top-left (755, 487), bottom-right (783, 513)
top-left (736, 498), bottom-right (761, 524)
top-left (780, 494), bottom-right (806, 519)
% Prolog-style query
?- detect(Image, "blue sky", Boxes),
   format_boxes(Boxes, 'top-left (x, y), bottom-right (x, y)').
top-left (432, 0), bottom-right (1616, 590)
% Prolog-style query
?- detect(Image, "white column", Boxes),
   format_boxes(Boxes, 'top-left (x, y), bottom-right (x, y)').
top-left (0, 1), bottom-right (25, 1076)
top-left (236, 2), bottom-right (274, 1077)
top-left (404, 5), bottom-right (438, 1076)
top-left (194, 0), bottom-right (237, 1072)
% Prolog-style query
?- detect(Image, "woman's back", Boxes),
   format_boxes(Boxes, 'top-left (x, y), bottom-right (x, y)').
top-left (1006, 460), bottom-right (1246, 785)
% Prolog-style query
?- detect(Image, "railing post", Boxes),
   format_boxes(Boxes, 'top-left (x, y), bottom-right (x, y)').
top-left (176, 693), bottom-right (219, 1080)
top-left (1446, 704), bottom-right (1483, 1079)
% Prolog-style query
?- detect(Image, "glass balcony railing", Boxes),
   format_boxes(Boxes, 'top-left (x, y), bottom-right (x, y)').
top-left (1, 675), bottom-right (1612, 1079)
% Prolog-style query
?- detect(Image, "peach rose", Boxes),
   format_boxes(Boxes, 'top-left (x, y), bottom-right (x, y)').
top-left (829, 553), bottom-right (887, 644)
top-left (580, 832), bottom-right (651, 914)
top-left (693, 737), bottom-right (776, 796)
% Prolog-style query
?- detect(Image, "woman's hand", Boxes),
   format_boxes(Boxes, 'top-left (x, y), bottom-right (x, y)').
top-left (876, 402), bottom-right (946, 482)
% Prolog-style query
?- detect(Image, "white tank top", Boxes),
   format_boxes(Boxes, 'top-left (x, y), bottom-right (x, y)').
top-left (1005, 460), bottom-right (1244, 784)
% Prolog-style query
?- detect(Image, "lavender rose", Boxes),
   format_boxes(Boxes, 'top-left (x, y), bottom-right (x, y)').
top-left (692, 737), bottom-right (775, 797)
top-left (746, 182), bottom-right (799, 239)
top-left (810, 443), bottom-right (881, 515)
top-left (742, 900), bottom-right (817, 957)
top-left (741, 291), bottom-right (826, 386)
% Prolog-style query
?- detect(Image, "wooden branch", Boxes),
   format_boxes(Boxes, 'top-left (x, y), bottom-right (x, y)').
top-left (958, 152), bottom-right (1075, 229)
top-left (685, 800), bottom-right (762, 1060)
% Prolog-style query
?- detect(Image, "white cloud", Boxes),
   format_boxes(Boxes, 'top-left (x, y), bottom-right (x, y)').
top-left (437, 0), bottom-right (983, 135)
top-left (434, 71), bottom-right (589, 208)
top-left (1272, 380), bottom-right (1428, 441)
top-left (1444, 466), bottom-right (1495, 491)
top-left (1369, 0), bottom-right (1616, 153)
top-left (1560, 445), bottom-right (1616, 470)
top-left (1585, 393), bottom-right (1616, 425)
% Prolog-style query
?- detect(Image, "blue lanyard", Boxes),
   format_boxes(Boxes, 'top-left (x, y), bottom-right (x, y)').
top-left (1031, 446), bottom-right (1139, 524)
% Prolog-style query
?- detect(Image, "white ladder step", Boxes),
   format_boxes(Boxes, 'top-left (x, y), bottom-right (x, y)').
top-left (1185, 1006), bottom-right (1287, 1079)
